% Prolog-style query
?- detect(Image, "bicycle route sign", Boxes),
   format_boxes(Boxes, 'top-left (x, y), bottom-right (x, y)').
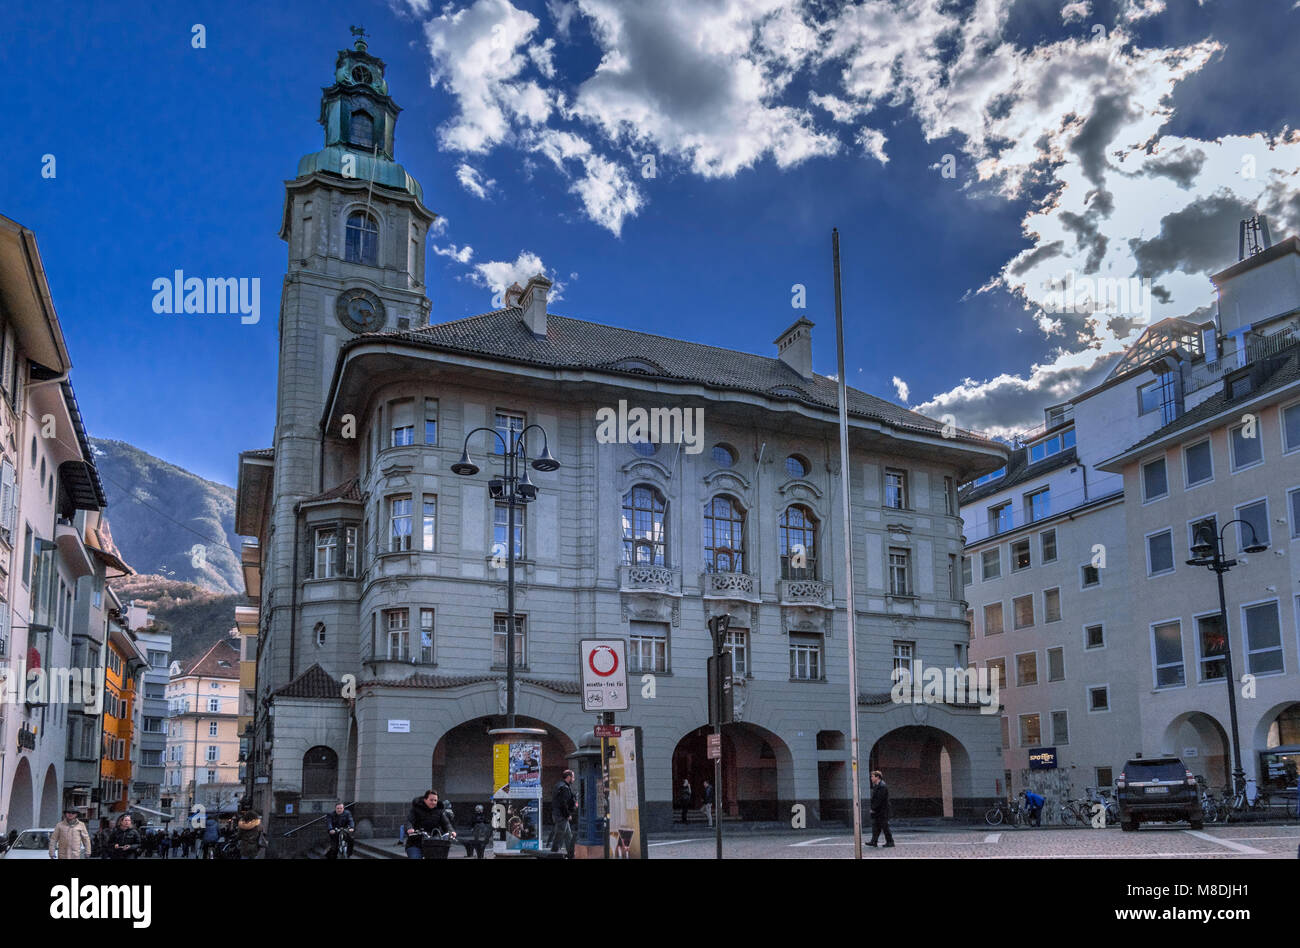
top-left (579, 639), bottom-right (629, 712)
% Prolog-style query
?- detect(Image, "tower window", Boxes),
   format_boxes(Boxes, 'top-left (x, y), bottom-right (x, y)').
top-left (345, 212), bottom-right (379, 266)
top-left (350, 110), bottom-right (375, 149)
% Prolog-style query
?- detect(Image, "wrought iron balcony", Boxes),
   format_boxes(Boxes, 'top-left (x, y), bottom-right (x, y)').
top-left (702, 570), bottom-right (758, 602)
top-left (618, 564), bottom-right (681, 595)
top-left (778, 578), bottom-right (832, 609)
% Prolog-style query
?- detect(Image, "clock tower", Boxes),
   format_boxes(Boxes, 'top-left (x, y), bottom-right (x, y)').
top-left (263, 32), bottom-right (436, 681)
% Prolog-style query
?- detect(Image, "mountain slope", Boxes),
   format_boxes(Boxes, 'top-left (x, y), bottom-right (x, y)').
top-left (110, 575), bottom-right (245, 666)
top-left (90, 438), bottom-right (242, 594)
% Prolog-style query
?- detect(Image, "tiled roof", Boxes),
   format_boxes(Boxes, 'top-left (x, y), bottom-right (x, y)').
top-left (273, 663), bottom-right (344, 699)
top-left (1114, 344), bottom-right (1300, 458)
top-left (958, 444), bottom-right (1077, 505)
top-left (303, 477), bottom-right (362, 504)
top-left (178, 636), bottom-right (241, 680)
top-left (360, 672), bottom-right (580, 695)
top-left (354, 309), bottom-right (998, 448)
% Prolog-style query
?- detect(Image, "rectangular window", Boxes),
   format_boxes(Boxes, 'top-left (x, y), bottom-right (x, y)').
top-left (1011, 539), bottom-right (1031, 571)
top-left (1019, 713), bottom-right (1041, 747)
top-left (1242, 601), bottom-right (1283, 674)
top-left (495, 411), bottom-right (525, 455)
top-left (422, 495), bottom-right (437, 552)
top-left (209, 721), bottom-right (218, 737)
top-left (1146, 530), bottom-right (1174, 576)
top-left (884, 469), bottom-right (907, 509)
top-left (1139, 372), bottom-right (1178, 424)
top-left (629, 621), bottom-right (669, 674)
top-left (1001, 717), bottom-right (1009, 749)
top-left (989, 502), bottom-right (1012, 534)
top-left (1235, 499), bottom-right (1269, 550)
top-left (389, 495), bottom-right (413, 552)
top-left (494, 503), bottom-right (525, 558)
top-left (1026, 488), bottom-right (1050, 523)
top-left (1189, 515), bottom-right (1217, 554)
top-left (343, 526), bottom-right (357, 576)
top-left (1013, 594), bottom-right (1035, 630)
top-left (725, 629), bottom-right (748, 676)
top-left (1088, 686), bottom-right (1109, 712)
top-left (1043, 588), bottom-right (1061, 623)
top-left (1152, 620), bottom-right (1185, 687)
top-left (1184, 439), bottom-right (1213, 487)
top-left (492, 613), bottom-right (526, 667)
top-left (1282, 401), bottom-right (1300, 453)
top-left (315, 528), bottom-right (337, 578)
top-left (1051, 710), bottom-right (1069, 745)
top-left (1040, 529), bottom-right (1057, 563)
top-left (390, 399), bottom-right (415, 448)
top-left (1081, 564), bottom-right (1100, 588)
top-left (948, 554), bottom-right (959, 600)
top-left (1196, 613), bottom-right (1227, 681)
top-left (206, 745), bottom-right (218, 762)
top-left (987, 658), bottom-right (1006, 690)
top-left (419, 609), bottom-right (435, 664)
top-left (148, 650), bottom-right (168, 668)
top-left (943, 476), bottom-right (955, 515)
top-left (1047, 647), bottom-right (1065, 682)
top-left (207, 697), bottom-right (220, 713)
top-left (1085, 624), bottom-right (1104, 649)
top-left (385, 609), bottom-right (409, 661)
top-left (888, 547), bottom-right (911, 596)
top-left (1230, 423), bottom-right (1263, 470)
top-left (424, 398), bottom-right (438, 445)
top-left (1290, 488), bottom-right (1300, 539)
top-left (789, 633), bottom-right (823, 681)
top-left (1142, 457), bottom-right (1168, 501)
top-left (892, 641), bottom-right (914, 679)
top-left (1015, 651), bottom-right (1038, 686)
top-left (961, 555), bottom-right (973, 587)
top-left (983, 602), bottom-right (1004, 636)
top-left (981, 548), bottom-right (1001, 581)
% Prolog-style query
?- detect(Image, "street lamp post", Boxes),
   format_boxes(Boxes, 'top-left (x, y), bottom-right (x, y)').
top-left (452, 424), bottom-right (560, 729)
top-left (1185, 519), bottom-right (1268, 796)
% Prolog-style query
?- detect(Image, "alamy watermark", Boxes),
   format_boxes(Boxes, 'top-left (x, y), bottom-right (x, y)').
top-left (594, 399), bottom-right (704, 454)
top-left (1, 660), bottom-right (102, 712)
top-left (891, 661), bottom-right (1000, 715)
top-left (151, 271), bottom-right (260, 324)
top-left (1040, 271), bottom-right (1153, 320)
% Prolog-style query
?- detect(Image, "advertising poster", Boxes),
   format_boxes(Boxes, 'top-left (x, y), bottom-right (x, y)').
top-left (493, 739), bottom-right (543, 851)
top-left (606, 728), bottom-right (646, 859)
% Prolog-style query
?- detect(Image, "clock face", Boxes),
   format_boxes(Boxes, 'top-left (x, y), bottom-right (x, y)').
top-left (336, 288), bottom-right (386, 333)
top-left (351, 65), bottom-right (373, 85)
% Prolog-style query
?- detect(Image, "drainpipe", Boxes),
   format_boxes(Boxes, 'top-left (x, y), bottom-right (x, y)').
top-left (289, 502), bottom-right (302, 681)
top-left (1076, 462), bottom-right (1088, 503)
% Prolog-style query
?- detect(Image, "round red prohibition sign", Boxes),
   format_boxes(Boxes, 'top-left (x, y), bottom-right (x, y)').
top-left (588, 645), bottom-right (618, 677)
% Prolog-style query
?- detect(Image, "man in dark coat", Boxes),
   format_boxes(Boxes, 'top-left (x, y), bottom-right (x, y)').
top-left (107, 814), bottom-right (143, 859)
top-left (550, 769), bottom-right (578, 857)
top-left (405, 790), bottom-right (455, 858)
top-left (868, 770), bottom-right (894, 848)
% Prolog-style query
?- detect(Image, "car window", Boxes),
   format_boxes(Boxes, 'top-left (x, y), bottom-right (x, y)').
top-left (14, 831), bottom-right (50, 849)
top-left (1127, 761), bottom-right (1184, 781)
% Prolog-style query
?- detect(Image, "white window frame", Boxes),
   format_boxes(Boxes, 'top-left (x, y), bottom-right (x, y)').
top-left (1281, 399), bottom-right (1300, 456)
top-left (887, 547), bottom-right (911, 596)
top-left (981, 547), bottom-right (1001, 581)
top-left (788, 633), bottom-right (823, 681)
top-left (1080, 563), bottom-right (1101, 589)
top-left (1150, 617), bottom-right (1186, 690)
top-left (1025, 487), bottom-right (1050, 524)
top-left (1039, 528), bottom-right (1057, 563)
top-left (1018, 712), bottom-right (1042, 748)
top-left (1011, 538), bottom-right (1032, 572)
top-left (1141, 455), bottom-right (1169, 503)
top-left (1087, 684), bottom-right (1111, 714)
top-left (1050, 708), bottom-right (1069, 745)
top-left (1187, 514), bottom-right (1218, 556)
top-left (389, 494), bottom-right (413, 553)
top-left (629, 622), bottom-right (669, 674)
top-left (1288, 485), bottom-right (1300, 540)
top-left (1233, 496), bottom-right (1270, 552)
top-left (982, 601), bottom-right (1004, 636)
top-left (1043, 587), bottom-right (1061, 623)
top-left (1183, 437), bottom-right (1214, 489)
top-left (1239, 597), bottom-right (1285, 677)
top-left (1046, 646), bottom-right (1065, 682)
top-left (724, 629), bottom-right (748, 677)
top-left (892, 641), bottom-right (915, 679)
top-left (1144, 527), bottom-right (1176, 577)
top-left (884, 468), bottom-right (908, 510)
top-left (1012, 594), bottom-right (1035, 630)
top-left (422, 494), bottom-right (437, 553)
top-left (418, 608), bottom-right (435, 665)
top-left (1229, 421), bottom-right (1264, 472)
top-left (386, 608), bottom-right (410, 662)
top-left (1014, 650), bottom-right (1038, 687)
top-left (1194, 609), bottom-right (1227, 684)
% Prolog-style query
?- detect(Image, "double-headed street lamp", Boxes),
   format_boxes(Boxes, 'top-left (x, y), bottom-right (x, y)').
top-left (451, 424), bottom-right (560, 729)
top-left (1186, 519), bottom-right (1268, 796)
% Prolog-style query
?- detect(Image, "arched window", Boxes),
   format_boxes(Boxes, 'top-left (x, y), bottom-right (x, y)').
top-left (711, 443), bottom-right (737, 467)
top-left (350, 110), bottom-right (375, 149)
top-left (622, 485), bottom-right (667, 566)
top-left (780, 504), bottom-right (818, 580)
top-left (345, 211), bottom-right (379, 266)
top-left (785, 454), bottom-right (809, 479)
top-left (302, 745), bottom-right (338, 798)
top-left (703, 495), bottom-right (745, 573)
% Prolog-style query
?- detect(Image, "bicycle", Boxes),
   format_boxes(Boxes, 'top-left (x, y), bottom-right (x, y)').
top-left (1083, 786), bottom-right (1119, 826)
top-left (984, 799), bottom-right (1024, 827)
top-left (331, 827), bottom-right (353, 860)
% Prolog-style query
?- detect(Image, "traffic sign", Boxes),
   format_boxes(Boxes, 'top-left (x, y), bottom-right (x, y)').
top-left (595, 724), bottom-right (622, 738)
top-left (579, 639), bottom-right (629, 712)
top-left (707, 734), bottom-right (721, 760)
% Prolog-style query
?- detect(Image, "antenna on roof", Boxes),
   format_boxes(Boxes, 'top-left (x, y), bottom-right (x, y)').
top-left (1239, 215), bottom-right (1272, 260)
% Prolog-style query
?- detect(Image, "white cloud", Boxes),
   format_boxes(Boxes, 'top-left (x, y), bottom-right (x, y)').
top-left (456, 163), bottom-right (497, 199)
top-left (432, 242), bottom-right (474, 264)
top-left (1061, 1), bottom-right (1091, 24)
top-left (856, 127), bottom-right (889, 165)
top-left (529, 38), bottom-right (558, 79)
top-left (430, 215), bottom-right (449, 236)
top-left (891, 376), bottom-right (909, 401)
top-left (472, 250), bottom-right (567, 304)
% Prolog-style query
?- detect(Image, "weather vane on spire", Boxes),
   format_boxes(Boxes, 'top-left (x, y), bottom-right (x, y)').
top-left (350, 24), bottom-right (369, 49)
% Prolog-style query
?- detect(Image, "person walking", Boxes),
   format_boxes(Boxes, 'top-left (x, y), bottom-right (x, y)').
top-left (49, 808), bottom-right (91, 860)
top-left (867, 770), bottom-right (894, 848)
top-left (107, 814), bottom-right (143, 859)
top-left (702, 780), bottom-right (714, 827)
top-left (92, 820), bottom-right (111, 859)
top-left (677, 778), bottom-right (693, 824)
top-left (236, 803), bottom-right (265, 859)
top-left (202, 813), bottom-right (221, 858)
top-left (550, 769), bottom-right (578, 858)
top-left (465, 804), bottom-right (491, 859)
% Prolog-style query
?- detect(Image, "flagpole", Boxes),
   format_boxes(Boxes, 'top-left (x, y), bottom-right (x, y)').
top-left (832, 228), bottom-right (864, 859)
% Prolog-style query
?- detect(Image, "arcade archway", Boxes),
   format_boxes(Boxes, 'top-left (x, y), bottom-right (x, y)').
top-left (431, 715), bottom-right (577, 821)
top-left (7, 757), bottom-right (34, 832)
top-left (671, 723), bottom-right (793, 821)
top-left (868, 726), bottom-right (973, 818)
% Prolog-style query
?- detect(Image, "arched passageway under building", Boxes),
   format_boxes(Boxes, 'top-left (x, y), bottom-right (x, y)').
top-left (868, 726), bottom-right (973, 818)
top-left (671, 723), bottom-right (794, 822)
top-left (1161, 711), bottom-right (1230, 788)
top-left (7, 757), bottom-right (34, 832)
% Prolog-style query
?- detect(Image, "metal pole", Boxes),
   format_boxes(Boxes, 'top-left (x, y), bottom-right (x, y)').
top-left (1213, 539), bottom-right (1246, 794)
top-left (714, 634), bottom-right (723, 860)
top-left (506, 448), bottom-right (517, 730)
top-left (832, 228), bottom-right (864, 859)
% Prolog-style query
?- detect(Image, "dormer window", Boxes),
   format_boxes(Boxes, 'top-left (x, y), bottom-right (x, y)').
top-left (345, 212), bottom-right (379, 266)
top-left (1028, 427), bottom-right (1075, 463)
top-left (350, 110), bottom-right (375, 149)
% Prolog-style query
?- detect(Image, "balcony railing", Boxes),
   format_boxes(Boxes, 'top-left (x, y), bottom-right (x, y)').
top-left (702, 570), bottom-right (759, 601)
top-left (778, 578), bottom-right (832, 609)
top-left (618, 564), bottom-right (681, 596)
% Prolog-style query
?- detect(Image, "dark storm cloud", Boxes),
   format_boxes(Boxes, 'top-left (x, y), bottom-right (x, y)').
top-left (1070, 93), bottom-right (1138, 187)
top-left (1129, 192), bottom-right (1256, 278)
top-left (1143, 145), bottom-right (1207, 189)
top-left (1008, 240), bottom-right (1066, 277)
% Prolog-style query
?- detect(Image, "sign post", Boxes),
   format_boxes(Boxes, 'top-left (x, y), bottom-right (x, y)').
top-left (580, 640), bottom-right (628, 860)
top-left (707, 614), bottom-right (730, 860)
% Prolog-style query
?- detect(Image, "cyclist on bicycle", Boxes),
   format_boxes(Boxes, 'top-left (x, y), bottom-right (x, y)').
top-left (326, 802), bottom-right (355, 859)
top-left (1022, 789), bottom-right (1045, 826)
top-left (405, 790), bottom-right (455, 859)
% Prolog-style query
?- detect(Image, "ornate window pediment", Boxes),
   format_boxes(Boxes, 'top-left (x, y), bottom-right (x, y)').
top-left (778, 478), bottom-right (823, 501)
top-left (619, 458), bottom-right (673, 484)
top-left (702, 469), bottom-right (751, 492)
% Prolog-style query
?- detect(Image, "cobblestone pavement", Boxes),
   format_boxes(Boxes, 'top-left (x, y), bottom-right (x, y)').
top-left (645, 823), bottom-right (1300, 858)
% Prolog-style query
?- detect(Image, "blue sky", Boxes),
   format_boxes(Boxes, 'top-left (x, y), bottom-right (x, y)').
top-left (3, 0), bottom-right (1298, 486)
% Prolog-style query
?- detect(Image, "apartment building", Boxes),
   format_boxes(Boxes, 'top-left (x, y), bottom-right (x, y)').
top-left (164, 635), bottom-right (242, 819)
top-left (100, 616), bottom-right (148, 814)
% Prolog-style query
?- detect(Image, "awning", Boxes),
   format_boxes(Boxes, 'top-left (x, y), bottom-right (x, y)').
top-left (128, 805), bottom-right (173, 822)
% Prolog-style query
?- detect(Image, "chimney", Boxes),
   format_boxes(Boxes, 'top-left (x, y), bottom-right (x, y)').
top-left (503, 282), bottom-right (525, 308)
top-left (774, 317), bottom-right (815, 379)
top-left (521, 274), bottom-right (552, 338)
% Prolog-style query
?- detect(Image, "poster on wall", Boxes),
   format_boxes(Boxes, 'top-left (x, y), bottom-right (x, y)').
top-left (606, 727), bottom-right (647, 859)
top-left (493, 739), bottom-right (543, 851)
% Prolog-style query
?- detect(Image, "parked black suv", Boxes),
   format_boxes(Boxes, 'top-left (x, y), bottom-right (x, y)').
top-left (1116, 756), bottom-right (1203, 831)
